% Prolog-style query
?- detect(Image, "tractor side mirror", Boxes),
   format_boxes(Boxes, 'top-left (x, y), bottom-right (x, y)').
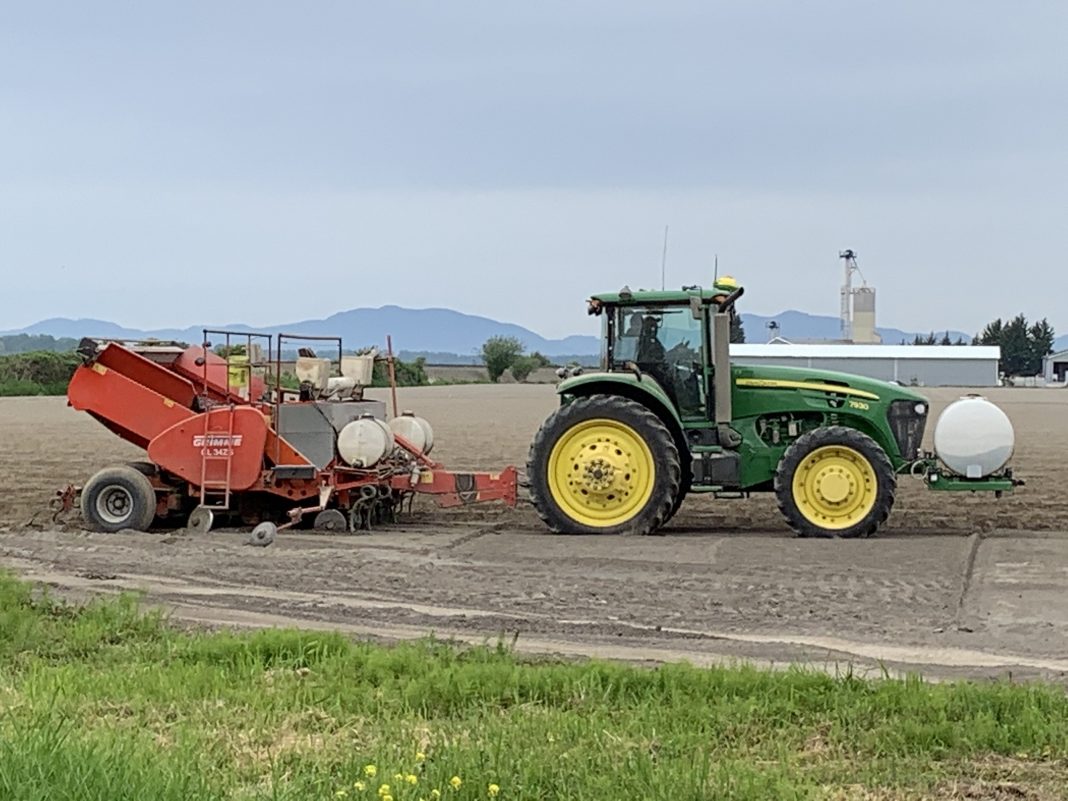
top-left (690, 296), bottom-right (703, 319)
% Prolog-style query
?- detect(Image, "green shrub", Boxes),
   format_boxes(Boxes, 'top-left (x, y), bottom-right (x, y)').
top-left (372, 356), bottom-right (428, 387)
top-left (509, 355), bottom-right (540, 382)
top-left (0, 351), bottom-right (80, 396)
top-left (481, 336), bottom-right (524, 382)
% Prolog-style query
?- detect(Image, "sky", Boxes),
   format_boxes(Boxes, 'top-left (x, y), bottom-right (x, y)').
top-left (2, 1), bottom-right (1067, 340)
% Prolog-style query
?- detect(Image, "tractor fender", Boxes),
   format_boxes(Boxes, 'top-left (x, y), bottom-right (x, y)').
top-left (556, 372), bottom-right (689, 460)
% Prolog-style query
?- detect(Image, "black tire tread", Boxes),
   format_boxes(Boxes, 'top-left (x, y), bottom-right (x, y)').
top-left (663, 467), bottom-right (692, 526)
top-left (774, 426), bottom-right (896, 539)
top-left (527, 394), bottom-right (681, 536)
top-left (80, 465), bottom-right (158, 533)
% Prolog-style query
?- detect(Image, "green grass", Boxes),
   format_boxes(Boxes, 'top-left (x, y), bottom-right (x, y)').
top-left (0, 573), bottom-right (1066, 801)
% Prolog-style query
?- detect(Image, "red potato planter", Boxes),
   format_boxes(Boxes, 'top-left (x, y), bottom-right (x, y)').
top-left (65, 332), bottom-right (516, 539)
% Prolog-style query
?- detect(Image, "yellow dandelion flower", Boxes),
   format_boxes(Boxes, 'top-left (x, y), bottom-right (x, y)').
top-left (354, 781), bottom-right (366, 791)
top-left (488, 784), bottom-right (500, 797)
top-left (364, 765), bottom-right (378, 778)
top-left (383, 797), bottom-right (393, 801)
top-left (431, 789), bottom-right (442, 799)
top-left (394, 773), bottom-right (404, 782)
top-left (416, 751), bottom-right (427, 762)
top-left (449, 776), bottom-right (462, 790)
top-left (335, 791), bottom-right (348, 799)
top-left (406, 774), bottom-right (419, 785)
top-left (377, 785), bottom-right (391, 797)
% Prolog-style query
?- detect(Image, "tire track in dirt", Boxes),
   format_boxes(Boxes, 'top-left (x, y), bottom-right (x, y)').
top-left (12, 560), bottom-right (1068, 679)
top-left (3, 523), bottom-right (1067, 683)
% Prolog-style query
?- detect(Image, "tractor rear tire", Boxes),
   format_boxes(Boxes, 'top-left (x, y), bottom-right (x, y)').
top-left (527, 394), bottom-right (681, 536)
top-left (663, 468), bottom-right (692, 527)
top-left (774, 426), bottom-right (896, 539)
top-left (81, 465), bottom-right (158, 533)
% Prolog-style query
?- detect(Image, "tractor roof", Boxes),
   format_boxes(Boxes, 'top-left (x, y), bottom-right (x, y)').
top-left (589, 276), bottom-right (741, 307)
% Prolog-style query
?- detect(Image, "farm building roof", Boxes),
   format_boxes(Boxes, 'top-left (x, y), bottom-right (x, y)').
top-left (731, 344), bottom-right (1001, 361)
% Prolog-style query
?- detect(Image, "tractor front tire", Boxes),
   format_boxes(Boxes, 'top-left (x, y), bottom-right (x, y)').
top-left (527, 395), bottom-right (681, 535)
top-left (774, 426), bottom-right (896, 539)
top-left (80, 465), bottom-right (158, 533)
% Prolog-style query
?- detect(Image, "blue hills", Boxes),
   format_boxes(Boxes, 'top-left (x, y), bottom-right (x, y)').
top-left (4, 306), bottom-right (1066, 361)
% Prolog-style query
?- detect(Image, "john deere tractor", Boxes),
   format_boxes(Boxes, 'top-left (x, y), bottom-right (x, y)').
top-left (527, 277), bottom-right (1020, 537)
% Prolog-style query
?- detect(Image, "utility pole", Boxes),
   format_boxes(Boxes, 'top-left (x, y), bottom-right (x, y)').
top-left (839, 249), bottom-right (857, 341)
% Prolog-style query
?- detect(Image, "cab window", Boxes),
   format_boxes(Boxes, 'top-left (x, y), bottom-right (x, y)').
top-left (614, 306), bottom-right (704, 418)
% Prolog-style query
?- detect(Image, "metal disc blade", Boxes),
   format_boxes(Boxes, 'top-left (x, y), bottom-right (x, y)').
top-left (313, 509), bottom-right (348, 532)
top-left (247, 522), bottom-right (276, 547)
top-left (187, 507), bottom-right (214, 534)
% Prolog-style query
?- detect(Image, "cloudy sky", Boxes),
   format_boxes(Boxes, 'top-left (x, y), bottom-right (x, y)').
top-left (2, 1), bottom-right (1066, 339)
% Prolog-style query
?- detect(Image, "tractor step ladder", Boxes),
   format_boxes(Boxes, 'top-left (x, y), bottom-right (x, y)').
top-left (198, 405), bottom-right (236, 510)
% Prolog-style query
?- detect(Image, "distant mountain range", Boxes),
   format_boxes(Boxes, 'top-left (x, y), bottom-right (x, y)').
top-left (2, 306), bottom-right (600, 359)
top-left (4, 306), bottom-right (1066, 361)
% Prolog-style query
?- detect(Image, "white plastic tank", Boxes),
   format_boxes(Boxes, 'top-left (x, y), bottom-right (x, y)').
top-left (341, 354), bottom-right (375, 386)
top-left (933, 396), bottom-right (1014, 478)
top-left (337, 415), bottom-right (396, 468)
top-left (388, 410), bottom-right (434, 454)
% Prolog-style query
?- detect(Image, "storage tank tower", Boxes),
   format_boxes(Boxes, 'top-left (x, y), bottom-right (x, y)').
top-left (839, 249), bottom-right (881, 344)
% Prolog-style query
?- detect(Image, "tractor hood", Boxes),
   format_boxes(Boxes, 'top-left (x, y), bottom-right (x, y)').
top-left (730, 362), bottom-right (928, 405)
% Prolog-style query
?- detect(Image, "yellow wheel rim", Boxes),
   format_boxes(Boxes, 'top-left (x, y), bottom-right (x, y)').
top-left (791, 445), bottom-right (877, 530)
top-left (547, 418), bottom-right (655, 528)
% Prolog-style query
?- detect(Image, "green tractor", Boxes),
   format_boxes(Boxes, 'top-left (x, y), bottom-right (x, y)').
top-left (527, 277), bottom-right (1020, 537)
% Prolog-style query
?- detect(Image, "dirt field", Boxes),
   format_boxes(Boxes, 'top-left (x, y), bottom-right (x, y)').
top-left (1, 386), bottom-right (1067, 682)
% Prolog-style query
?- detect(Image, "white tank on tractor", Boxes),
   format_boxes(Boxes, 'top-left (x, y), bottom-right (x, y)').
top-left (933, 395), bottom-right (1015, 478)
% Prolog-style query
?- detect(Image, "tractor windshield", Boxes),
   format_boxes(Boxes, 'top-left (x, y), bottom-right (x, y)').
top-left (612, 306), bottom-right (704, 417)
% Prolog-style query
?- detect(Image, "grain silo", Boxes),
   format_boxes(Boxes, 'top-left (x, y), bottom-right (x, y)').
top-left (839, 249), bottom-right (881, 344)
top-left (852, 286), bottom-right (880, 343)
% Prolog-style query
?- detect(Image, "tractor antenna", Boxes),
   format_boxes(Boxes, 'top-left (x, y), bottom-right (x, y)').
top-left (660, 225), bottom-right (669, 290)
top-left (714, 253), bottom-right (719, 281)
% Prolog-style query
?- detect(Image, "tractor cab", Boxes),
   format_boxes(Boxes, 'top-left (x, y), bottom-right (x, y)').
top-left (587, 276), bottom-right (743, 421)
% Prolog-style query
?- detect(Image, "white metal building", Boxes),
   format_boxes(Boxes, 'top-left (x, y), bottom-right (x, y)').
top-left (1043, 349), bottom-right (1068, 384)
top-left (730, 344), bottom-right (1001, 387)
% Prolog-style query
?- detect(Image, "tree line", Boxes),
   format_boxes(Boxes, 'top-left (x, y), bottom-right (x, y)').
top-left (0, 346), bottom-right (433, 397)
top-left (905, 332), bottom-right (967, 346)
top-left (0, 333), bottom-right (80, 355)
top-left (0, 351), bottom-right (82, 396)
top-left (972, 315), bottom-right (1056, 377)
top-left (907, 315), bottom-right (1059, 376)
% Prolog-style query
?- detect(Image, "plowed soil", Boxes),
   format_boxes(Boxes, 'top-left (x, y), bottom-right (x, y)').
top-left (1, 386), bottom-right (1066, 681)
